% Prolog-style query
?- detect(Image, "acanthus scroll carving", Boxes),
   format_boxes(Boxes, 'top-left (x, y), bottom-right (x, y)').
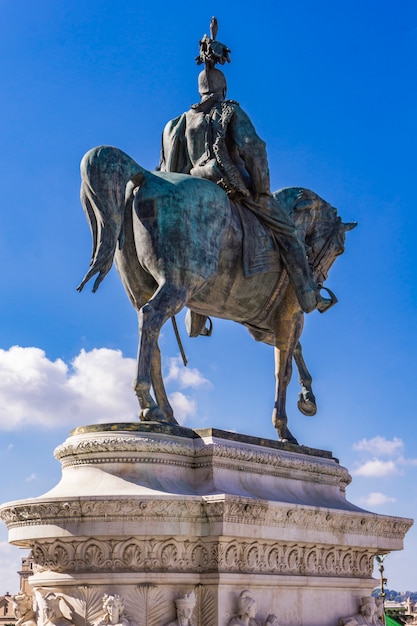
top-left (30, 536), bottom-right (374, 578)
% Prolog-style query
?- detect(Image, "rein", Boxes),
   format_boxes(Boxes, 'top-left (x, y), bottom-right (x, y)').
top-left (309, 216), bottom-right (341, 277)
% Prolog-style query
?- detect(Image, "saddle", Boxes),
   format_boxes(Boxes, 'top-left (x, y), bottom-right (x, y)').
top-left (234, 203), bottom-right (282, 277)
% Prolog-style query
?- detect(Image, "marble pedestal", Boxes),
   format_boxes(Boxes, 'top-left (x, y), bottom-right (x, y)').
top-left (0, 423), bottom-right (412, 626)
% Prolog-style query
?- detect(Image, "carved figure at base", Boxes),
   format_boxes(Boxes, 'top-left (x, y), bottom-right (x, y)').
top-left (166, 592), bottom-right (197, 626)
top-left (11, 592), bottom-right (37, 626)
top-left (228, 590), bottom-right (260, 626)
top-left (95, 594), bottom-right (131, 626)
top-left (159, 19), bottom-right (333, 317)
top-left (373, 598), bottom-right (385, 626)
top-left (40, 593), bottom-right (74, 626)
top-left (265, 615), bottom-right (282, 626)
top-left (339, 597), bottom-right (377, 626)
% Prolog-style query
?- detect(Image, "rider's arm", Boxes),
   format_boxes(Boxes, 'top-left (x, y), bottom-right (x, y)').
top-left (228, 106), bottom-right (271, 195)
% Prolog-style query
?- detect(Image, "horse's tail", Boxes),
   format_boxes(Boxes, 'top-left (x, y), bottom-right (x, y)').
top-left (77, 146), bottom-right (147, 293)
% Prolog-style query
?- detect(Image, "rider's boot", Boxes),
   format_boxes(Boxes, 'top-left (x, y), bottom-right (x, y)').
top-left (316, 291), bottom-right (334, 313)
top-left (285, 266), bottom-right (334, 314)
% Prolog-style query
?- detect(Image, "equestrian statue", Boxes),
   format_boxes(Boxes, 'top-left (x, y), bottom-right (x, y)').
top-left (77, 19), bottom-right (356, 443)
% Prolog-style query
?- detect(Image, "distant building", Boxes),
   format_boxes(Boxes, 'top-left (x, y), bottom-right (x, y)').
top-left (16, 555), bottom-right (34, 597)
top-left (385, 598), bottom-right (417, 625)
top-left (0, 593), bottom-right (14, 626)
top-left (0, 552), bottom-right (34, 626)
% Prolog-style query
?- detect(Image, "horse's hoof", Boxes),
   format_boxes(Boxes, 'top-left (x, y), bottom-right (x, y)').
top-left (297, 389), bottom-right (317, 416)
top-left (280, 435), bottom-right (299, 445)
top-left (140, 407), bottom-right (178, 425)
top-left (276, 427), bottom-right (299, 445)
top-left (297, 399), bottom-right (317, 416)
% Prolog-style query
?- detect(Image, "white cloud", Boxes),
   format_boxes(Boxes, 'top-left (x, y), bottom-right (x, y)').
top-left (353, 436), bottom-right (404, 457)
top-left (0, 346), bottom-right (210, 431)
top-left (24, 474), bottom-right (37, 482)
top-left (397, 455), bottom-right (417, 467)
top-left (0, 542), bottom-right (21, 594)
top-left (165, 356), bottom-right (210, 388)
top-left (168, 391), bottom-right (197, 424)
top-left (0, 346), bottom-right (137, 429)
top-left (359, 492), bottom-right (397, 507)
top-left (352, 459), bottom-right (400, 478)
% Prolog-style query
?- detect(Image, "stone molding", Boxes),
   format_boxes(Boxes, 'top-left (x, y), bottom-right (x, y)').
top-left (53, 434), bottom-right (351, 488)
top-left (194, 442), bottom-right (351, 487)
top-left (30, 536), bottom-right (375, 578)
top-left (54, 435), bottom-right (195, 464)
top-left (0, 497), bottom-right (411, 541)
top-left (204, 499), bottom-right (412, 539)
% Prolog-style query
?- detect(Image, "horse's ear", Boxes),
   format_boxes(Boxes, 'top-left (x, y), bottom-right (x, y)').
top-left (342, 221), bottom-right (358, 231)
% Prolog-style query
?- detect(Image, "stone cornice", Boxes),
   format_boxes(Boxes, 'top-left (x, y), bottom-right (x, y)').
top-left (53, 432), bottom-right (351, 488)
top-left (194, 442), bottom-right (351, 486)
top-left (54, 435), bottom-right (195, 465)
top-left (0, 497), bottom-right (412, 541)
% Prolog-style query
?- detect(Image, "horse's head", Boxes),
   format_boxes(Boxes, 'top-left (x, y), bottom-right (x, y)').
top-left (292, 189), bottom-right (357, 285)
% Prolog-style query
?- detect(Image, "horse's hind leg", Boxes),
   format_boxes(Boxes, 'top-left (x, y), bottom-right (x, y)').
top-left (294, 341), bottom-right (317, 416)
top-left (151, 343), bottom-right (175, 422)
top-left (134, 282), bottom-right (187, 424)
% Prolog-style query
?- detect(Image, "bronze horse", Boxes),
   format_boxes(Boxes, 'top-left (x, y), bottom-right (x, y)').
top-left (78, 146), bottom-right (355, 443)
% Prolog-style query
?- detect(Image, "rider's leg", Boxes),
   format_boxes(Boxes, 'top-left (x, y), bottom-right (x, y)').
top-left (243, 195), bottom-right (332, 314)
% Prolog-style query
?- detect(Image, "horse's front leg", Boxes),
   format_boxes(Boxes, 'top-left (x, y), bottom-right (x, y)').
top-left (272, 314), bottom-right (303, 444)
top-left (272, 345), bottom-right (298, 444)
top-left (294, 340), bottom-right (317, 416)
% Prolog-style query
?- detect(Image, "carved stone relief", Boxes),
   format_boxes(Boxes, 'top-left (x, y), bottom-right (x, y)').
top-left (338, 596), bottom-right (384, 626)
top-left (93, 594), bottom-right (132, 626)
top-left (227, 591), bottom-right (282, 626)
top-left (31, 586), bottom-right (216, 626)
top-left (37, 592), bottom-right (75, 626)
top-left (11, 592), bottom-right (37, 626)
top-left (54, 436), bottom-right (195, 465)
top-left (29, 537), bottom-right (374, 577)
top-left (165, 592), bottom-right (197, 626)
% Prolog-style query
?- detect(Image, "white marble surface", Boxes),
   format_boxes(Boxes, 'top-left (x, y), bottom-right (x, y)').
top-left (0, 424), bottom-right (413, 626)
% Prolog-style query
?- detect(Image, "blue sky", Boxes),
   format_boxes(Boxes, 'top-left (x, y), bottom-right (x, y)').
top-left (1, 0), bottom-right (417, 593)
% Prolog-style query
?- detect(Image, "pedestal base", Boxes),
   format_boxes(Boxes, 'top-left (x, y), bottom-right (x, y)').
top-left (0, 423), bottom-right (412, 626)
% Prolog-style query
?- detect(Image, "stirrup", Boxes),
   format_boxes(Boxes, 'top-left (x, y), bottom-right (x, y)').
top-left (185, 310), bottom-right (213, 337)
top-left (317, 284), bottom-right (338, 314)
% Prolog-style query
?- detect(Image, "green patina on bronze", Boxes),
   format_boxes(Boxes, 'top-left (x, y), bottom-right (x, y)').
top-left (77, 20), bottom-right (356, 446)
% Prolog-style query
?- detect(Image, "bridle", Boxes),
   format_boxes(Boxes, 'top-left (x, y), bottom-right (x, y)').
top-left (310, 216), bottom-right (342, 278)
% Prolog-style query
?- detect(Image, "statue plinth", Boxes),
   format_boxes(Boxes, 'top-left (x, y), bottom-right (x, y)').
top-left (0, 424), bottom-right (412, 626)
